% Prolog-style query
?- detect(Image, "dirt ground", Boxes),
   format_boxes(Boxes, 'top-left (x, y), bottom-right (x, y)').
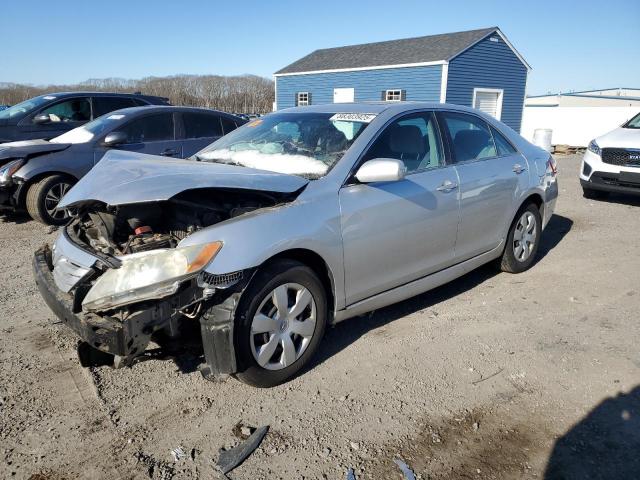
top-left (1, 154), bottom-right (639, 480)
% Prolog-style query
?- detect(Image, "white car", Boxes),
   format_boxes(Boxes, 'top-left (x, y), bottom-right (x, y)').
top-left (580, 112), bottom-right (640, 199)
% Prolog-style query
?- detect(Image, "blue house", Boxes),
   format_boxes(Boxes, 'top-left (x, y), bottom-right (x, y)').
top-left (274, 27), bottom-right (530, 132)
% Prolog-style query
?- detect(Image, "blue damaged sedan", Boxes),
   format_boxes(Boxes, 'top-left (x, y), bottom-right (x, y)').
top-left (33, 102), bottom-right (558, 387)
top-left (0, 106), bottom-right (244, 224)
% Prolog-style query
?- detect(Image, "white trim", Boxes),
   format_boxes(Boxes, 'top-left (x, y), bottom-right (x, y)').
top-left (472, 88), bottom-right (504, 120)
top-left (273, 75), bottom-right (278, 111)
top-left (297, 91), bottom-right (310, 106)
top-left (449, 29), bottom-right (531, 71)
top-left (492, 30), bottom-right (531, 71)
top-left (274, 60), bottom-right (447, 77)
top-left (520, 73), bottom-right (528, 130)
top-left (439, 62), bottom-right (449, 103)
top-left (384, 89), bottom-right (402, 102)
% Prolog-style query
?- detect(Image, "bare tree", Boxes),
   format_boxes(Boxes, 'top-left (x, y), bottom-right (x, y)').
top-left (0, 74), bottom-right (275, 114)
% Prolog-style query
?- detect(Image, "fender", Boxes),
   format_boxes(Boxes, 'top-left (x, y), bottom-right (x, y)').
top-left (178, 184), bottom-right (347, 311)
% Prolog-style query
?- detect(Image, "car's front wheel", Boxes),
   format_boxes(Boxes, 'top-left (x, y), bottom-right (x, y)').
top-left (25, 175), bottom-right (75, 225)
top-left (234, 259), bottom-right (327, 387)
top-left (499, 203), bottom-right (542, 273)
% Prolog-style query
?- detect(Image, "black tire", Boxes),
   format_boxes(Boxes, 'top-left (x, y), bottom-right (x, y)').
top-left (582, 187), bottom-right (609, 200)
top-left (234, 259), bottom-right (327, 387)
top-left (25, 175), bottom-right (75, 226)
top-left (499, 203), bottom-right (542, 273)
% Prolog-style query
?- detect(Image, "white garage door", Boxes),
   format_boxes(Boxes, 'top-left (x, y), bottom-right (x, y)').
top-left (473, 88), bottom-right (503, 119)
top-left (334, 88), bottom-right (355, 103)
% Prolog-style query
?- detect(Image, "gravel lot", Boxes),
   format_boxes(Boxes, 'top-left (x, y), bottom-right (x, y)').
top-left (1, 154), bottom-right (639, 480)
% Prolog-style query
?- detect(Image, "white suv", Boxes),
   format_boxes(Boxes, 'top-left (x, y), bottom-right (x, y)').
top-left (580, 112), bottom-right (640, 199)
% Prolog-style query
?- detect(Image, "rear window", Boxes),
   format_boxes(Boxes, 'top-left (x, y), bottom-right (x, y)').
top-left (183, 112), bottom-right (222, 138)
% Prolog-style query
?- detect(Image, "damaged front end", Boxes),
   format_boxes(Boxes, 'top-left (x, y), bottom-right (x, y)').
top-left (32, 188), bottom-right (294, 377)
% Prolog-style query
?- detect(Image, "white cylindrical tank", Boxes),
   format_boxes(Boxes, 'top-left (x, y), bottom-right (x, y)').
top-left (533, 128), bottom-right (553, 152)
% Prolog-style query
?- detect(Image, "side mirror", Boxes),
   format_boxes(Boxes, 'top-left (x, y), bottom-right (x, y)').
top-left (33, 114), bottom-right (51, 124)
top-left (102, 131), bottom-right (128, 147)
top-left (355, 159), bottom-right (406, 183)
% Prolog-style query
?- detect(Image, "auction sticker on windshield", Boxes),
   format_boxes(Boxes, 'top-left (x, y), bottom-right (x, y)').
top-left (329, 113), bottom-right (377, 123)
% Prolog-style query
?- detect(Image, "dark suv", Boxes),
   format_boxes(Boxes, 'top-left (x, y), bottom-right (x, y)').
top-left (0, 92), bottom-right (170, 143)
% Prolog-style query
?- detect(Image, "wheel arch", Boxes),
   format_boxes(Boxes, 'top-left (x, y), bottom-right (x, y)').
top-left (520, 191), bottom-right (544, 217)
top-left (259, 248), bottom-right (337, 321)
top-left (16, 171), bottom-right (78, 208)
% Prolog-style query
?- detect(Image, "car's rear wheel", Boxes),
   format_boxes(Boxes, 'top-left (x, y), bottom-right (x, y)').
top-left (499, 203), bottom-right (542, 273)
top-left (582, 187), bottom-right (609, 200)
top-left (25, 175), bottom-right (75, 225)
top-left (234, 259), bottom-right (327, 387)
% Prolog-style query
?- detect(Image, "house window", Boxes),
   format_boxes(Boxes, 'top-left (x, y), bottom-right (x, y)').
top-left (296, 92), bottom-right (309, 106)
top-left (472, 88), bottom-right (504, 120)
top-left (385, 89), bottom-right (403, 102)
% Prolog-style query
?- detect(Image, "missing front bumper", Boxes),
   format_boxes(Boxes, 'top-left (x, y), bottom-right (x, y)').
top-left (33, 244), bottom-right (247, 377)
top-left (33, 245), bottom-right (164, 359)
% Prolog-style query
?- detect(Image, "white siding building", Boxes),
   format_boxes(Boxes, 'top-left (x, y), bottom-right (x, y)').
top-left (521, 88), bottom-right (640, 147)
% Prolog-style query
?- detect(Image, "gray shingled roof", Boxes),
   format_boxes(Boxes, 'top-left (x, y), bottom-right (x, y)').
top-left (275, 27), bottom-right (498, 75)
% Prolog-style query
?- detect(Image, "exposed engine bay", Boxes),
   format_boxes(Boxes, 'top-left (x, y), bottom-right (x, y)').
top-left (68, 188), bottom-right (292, 255)
top-left (37, 187), bottom-right (300, 375)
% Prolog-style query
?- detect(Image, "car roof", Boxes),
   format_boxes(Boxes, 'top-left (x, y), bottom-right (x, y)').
top-left (101, 105), bottom-right (243, 118)
top-left (39, 91), bottom-right (160, 98)
top-left (278, 101), bottom-right (492, 116)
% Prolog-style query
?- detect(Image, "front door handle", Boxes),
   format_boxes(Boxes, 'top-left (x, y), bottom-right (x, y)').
top-left (436, 180), bottom-right (458, 192)
top-left (161, 148), bottom-right (179, 157)
top-left (513, 163), bottom-right (526, 174)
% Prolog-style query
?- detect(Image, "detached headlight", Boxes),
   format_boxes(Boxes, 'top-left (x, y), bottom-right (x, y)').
top-left (588, 140), bottom-right (601, 156)
top-left (82, 241), bottom-right (222, 312)
top-left (0, 159), bottom-right (25, 186)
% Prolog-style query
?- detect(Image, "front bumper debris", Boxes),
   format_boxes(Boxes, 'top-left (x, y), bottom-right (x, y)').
top-left (33, 243), bottom-right (251, 378)
top-left (34, 244), bottom-right (164, 360)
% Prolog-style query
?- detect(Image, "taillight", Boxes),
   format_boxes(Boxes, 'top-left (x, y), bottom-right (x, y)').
top-left (547, 156), bottom-right (557, 176)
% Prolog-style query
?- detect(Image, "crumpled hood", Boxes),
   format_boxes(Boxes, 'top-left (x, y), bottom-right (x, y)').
top-left (596, 127), bottom-right (640, 149)
top-left (0, 139), bottom-right (71, 163)
top-left (58, 150), bottom-right (309, 208)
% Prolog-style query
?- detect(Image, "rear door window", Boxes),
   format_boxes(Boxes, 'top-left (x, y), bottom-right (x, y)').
top-left (183, 112), bottom-right (223, 138)
top-left (92, 97), bottom-right (138, 117)
top-left (440, 112), bottom-right (497, 162)
top-left (120, 113), bottom-right (174, 143)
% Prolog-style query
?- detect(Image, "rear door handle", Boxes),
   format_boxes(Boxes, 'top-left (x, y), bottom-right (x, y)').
top-left (436, 180), bottom-right (458, 192)
top-left (513, 163), bottom-right (526, 174)
top-left (161, 148), bottom-right (179, 157)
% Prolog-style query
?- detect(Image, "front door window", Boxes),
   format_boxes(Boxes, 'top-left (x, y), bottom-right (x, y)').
top-left (37, 98), bottom-right (91, 123)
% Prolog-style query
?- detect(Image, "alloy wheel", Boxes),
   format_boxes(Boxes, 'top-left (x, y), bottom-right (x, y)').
top-left (44, 181), bottom-right (72, 220)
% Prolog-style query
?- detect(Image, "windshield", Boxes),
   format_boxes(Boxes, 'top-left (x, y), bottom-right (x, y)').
top-left (195, 112), bottom-right (374, 178)
top-left (0, 95), bottom-right (55, 120)
top-left (623, 112), bottom-right (640, 129)
top-left (51, 113), bottom-right (126, 144)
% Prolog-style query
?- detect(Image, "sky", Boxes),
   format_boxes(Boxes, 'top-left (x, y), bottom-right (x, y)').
top-left (1, 0), bottom-right (638, 96)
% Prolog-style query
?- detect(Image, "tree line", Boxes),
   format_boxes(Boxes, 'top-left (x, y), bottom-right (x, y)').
top-left (0, 74), bottom-right (275, 114)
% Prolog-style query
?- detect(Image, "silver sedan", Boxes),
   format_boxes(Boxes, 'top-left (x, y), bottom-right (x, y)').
top-left (34, 102), bottom-right (558, 387)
